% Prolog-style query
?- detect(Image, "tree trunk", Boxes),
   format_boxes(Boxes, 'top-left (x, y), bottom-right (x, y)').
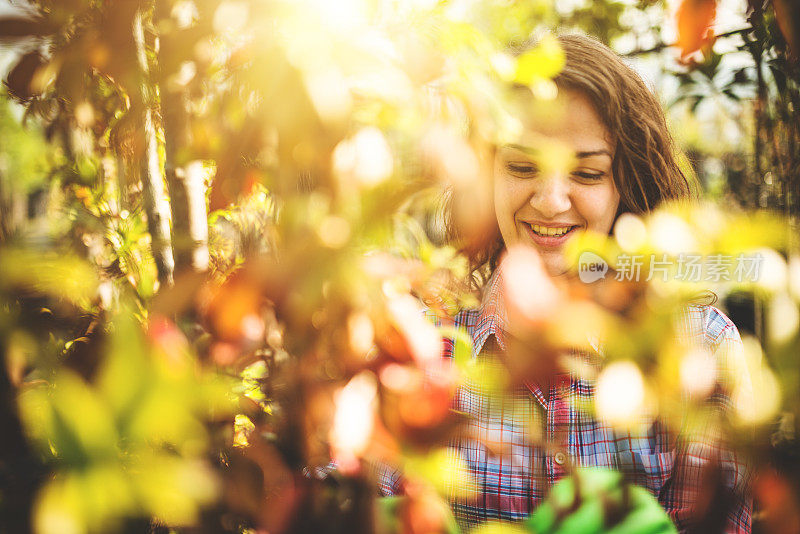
top-left (162, 90), bottom-right (209, 273)
top-left (0, 173), bottom-right (25, 242)
top-left (133, 5), bottom-right (174, 288)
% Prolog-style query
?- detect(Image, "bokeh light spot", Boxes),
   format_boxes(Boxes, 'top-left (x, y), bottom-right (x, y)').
top-left (596, 361), bottom-right (647, 428)
top-left (501, 246), bottom-right (561, 324)
top-left (330, 372), bottom-right (377, 472)
top-left (679, 346), bottom-right (717, 399)
top-left (614, 213), bottom-right (648, 252)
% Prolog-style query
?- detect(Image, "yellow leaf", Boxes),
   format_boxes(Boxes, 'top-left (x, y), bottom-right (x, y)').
top-left (34, 475), bottom-right (86, 534)
top-left (130, 454), bottom-right (218, 526)
top-left (514, 34), bottom-right (565, 85)
top-left (404, 447), bottom-right (477, 499)
top-left (20, 371), bottom-right (119, 461)
top-left (97, 312), bottom-right (149, 417)
top-left (470, 521), bottom-right (530, 534)
top-left (0, 249), bottom-right (97, 307)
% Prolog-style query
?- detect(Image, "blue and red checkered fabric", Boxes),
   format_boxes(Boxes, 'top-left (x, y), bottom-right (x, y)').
top-left (378, 265), bottom-right (752, 533)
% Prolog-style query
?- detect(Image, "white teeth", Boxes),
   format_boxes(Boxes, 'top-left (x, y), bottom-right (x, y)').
top-left (531, 224), bottom-right (573, 237)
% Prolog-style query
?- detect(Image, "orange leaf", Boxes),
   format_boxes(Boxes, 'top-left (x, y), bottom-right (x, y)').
top-left (676, 0), bottom-right (717, 59)
top-left (773, 0), bottom-right (800, 57)
top-left (755, 470), bottom-right (800, 534)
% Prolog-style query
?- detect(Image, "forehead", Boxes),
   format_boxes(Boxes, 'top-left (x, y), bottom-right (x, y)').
top-left (512, 88), bottom-right (613, 154)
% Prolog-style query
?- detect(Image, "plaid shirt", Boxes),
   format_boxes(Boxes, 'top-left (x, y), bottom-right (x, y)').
top-left (378, 265), bottom-right (752, 533)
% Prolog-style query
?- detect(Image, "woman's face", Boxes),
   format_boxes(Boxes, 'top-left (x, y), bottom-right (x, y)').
top-left (493, 89), bottom-right (620, 276)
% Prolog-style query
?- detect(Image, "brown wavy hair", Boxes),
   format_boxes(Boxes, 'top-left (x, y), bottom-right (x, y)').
top-left (447, 33), bottom-right (698, 287)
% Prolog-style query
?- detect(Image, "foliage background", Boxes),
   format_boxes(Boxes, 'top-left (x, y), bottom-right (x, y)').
top-left (0, 0), bottom-right (799, 533)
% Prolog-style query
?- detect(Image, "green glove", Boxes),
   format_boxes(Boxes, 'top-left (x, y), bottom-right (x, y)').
top-left (524, 468), bottom-right (677, 534)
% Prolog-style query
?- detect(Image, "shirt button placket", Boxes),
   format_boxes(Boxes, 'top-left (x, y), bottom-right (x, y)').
top-left (546, 379), bottom-right (570, 485)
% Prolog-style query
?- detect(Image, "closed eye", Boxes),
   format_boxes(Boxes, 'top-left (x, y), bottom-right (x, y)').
top-left (506, 162), bottom-right (539, 176)
top-left (573, 171), bottom-right (606, 181)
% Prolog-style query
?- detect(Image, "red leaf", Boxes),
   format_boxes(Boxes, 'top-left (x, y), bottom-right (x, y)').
top-left (676, 0), bottom-right (717, 59)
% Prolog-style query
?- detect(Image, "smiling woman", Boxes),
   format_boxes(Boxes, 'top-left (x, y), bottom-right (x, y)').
top-left (452, 33), bottom-right (698, 284)
top-left (493, 89), bottom-right (621, 276)
top-left (379, 33), bottom-right (752, 534)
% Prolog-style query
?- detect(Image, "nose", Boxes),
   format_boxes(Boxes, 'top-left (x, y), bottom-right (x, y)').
top-left (529, 173), bottom-right (571, 218)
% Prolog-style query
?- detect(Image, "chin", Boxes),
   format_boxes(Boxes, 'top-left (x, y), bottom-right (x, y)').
top-left (541, 255), bottom-right (569, 278)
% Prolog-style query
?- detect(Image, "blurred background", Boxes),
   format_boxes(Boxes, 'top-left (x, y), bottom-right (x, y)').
top-left (0, 0), bottom-right (798, 533)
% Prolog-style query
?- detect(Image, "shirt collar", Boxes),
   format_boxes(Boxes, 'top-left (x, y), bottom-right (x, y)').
top-left (471, 263), bottom-right (604, 361)
top-left (472, 263), bottom-right (509, 358)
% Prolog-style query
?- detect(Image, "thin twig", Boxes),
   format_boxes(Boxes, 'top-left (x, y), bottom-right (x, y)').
top-left (623, 26), bottom-right (753, 56)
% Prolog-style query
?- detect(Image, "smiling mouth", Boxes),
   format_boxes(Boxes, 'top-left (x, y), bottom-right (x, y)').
top-left (528, 224), bottom-right (579, 237)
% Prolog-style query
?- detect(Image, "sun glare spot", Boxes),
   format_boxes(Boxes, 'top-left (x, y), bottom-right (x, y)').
top-left (305, 68), bottom-right (352, 123)
top-left (529, 78), bottom-right (558, 100)
top-left (614, 213), bottom-right (648, 252)
top-left (240, 314), bottom-right (265, 342)
top-left (649, 212), bottom-right (696, 256)
top-left (172, 1), bottom-right (198, 29)
top-left (74, 101), bottom-right (95, 128)
top-left (388, 294), bottom-right (442, 364)
top-left (348, 312), bottom-right (375, 357)
top-left (755, 248), bottom-right (787, 293)
top-left (379, 363), bottom-right (419, 392)
top-left (787, 255), bottom-right (800, 302)
top-left (303, 0), bottom-right (368, 33)
top-left (332, 127), bottom-right (394, 187)
top-left (596, 361), bottom-right (647, 428)
top-left (317, 215), bottom-right (351, 248)
top-left (501, 246), bottom-right (561, 324)
top-left (735, 364), bottom-right (780, 425)
top-left (213, 2), bottom-right (249, 35)
top-left (680, 346), bottom-right (717, 399)
top-left (330, 372), bottom-right (377, 473)
top-left (421, 125), bottom-right (480, 186)
top-left (769, 293), bottom-right (799, 345)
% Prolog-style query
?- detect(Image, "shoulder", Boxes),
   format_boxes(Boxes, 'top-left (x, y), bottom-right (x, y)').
top-left (423, 307), bottom-right (482, 333)
top-left (677, 304), bottom-right (742, 352)
top-left (423, 307), bottom-right (481, 360)
top-left (679, 304), bottom-right (750, 396)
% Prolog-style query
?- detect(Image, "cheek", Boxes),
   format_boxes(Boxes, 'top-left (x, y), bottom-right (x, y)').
top-left (574, 185), bottom-right (620, 232)
top-left (492, 172), bottom-right (527, 248)
top-left (492, 172), bottom-right (511, 219)
top-left (494, 178), bottom-right (527, 225)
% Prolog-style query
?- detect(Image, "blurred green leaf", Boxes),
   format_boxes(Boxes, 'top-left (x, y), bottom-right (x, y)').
top-left (0, 249), bottom-right (97, 307)
top-left (525, 468), bottom-right (676, 534)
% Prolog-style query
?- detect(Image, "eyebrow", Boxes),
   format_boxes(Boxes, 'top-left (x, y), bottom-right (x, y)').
top-left (575, 149), bottom-right (613, 158)
top-left (504, 144), bottom-right (613, 159)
